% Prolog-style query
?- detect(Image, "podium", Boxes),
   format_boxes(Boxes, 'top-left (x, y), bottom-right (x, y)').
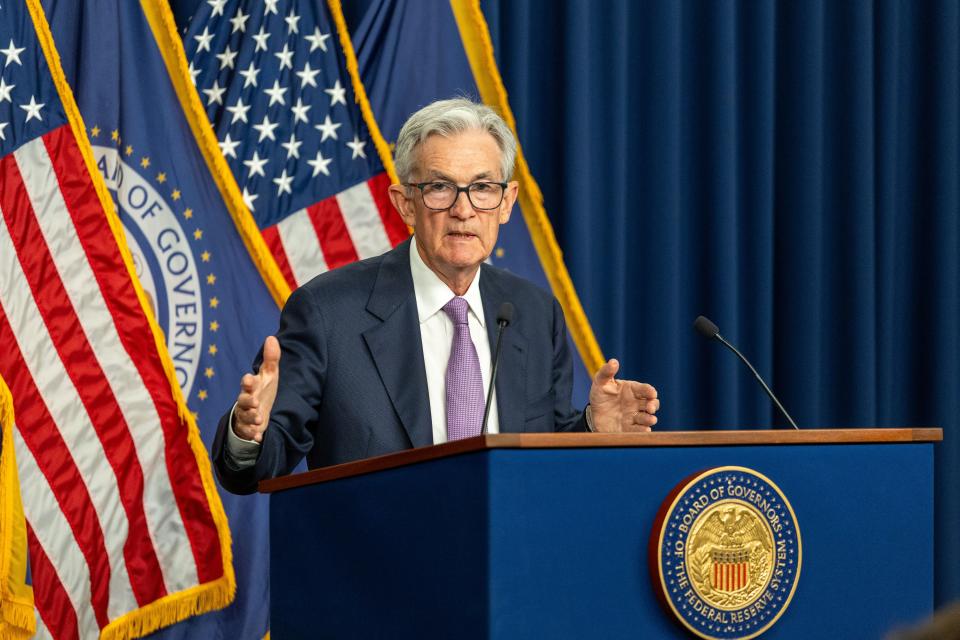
top-left (260, 429), bottom-right (941, 639)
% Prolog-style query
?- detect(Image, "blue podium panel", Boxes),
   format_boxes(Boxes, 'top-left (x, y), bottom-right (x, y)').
top-left (270, 453), bottom-right (491, 639)
top-left (269, 440), bottom-right (934, 639)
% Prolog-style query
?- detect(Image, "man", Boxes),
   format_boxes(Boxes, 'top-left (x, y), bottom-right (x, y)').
top-left (212, 98), bottom-right (659, 495)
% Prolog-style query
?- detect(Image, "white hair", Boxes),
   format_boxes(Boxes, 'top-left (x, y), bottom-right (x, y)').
top-left (393, 98), bottom-right (518, 183)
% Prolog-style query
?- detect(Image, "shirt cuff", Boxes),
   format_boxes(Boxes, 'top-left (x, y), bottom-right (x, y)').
top-left (224, 402), bottom-right (261, 469)
top-left (585, 405), bottom-right (595, 432)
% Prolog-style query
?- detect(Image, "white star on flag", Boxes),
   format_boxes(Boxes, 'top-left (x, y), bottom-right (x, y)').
top-left (242, 186), bottom-right (258, 211)
top-left (193, 27), bottom-right (214, 53)
top-left (243, 150), bottom-right (268, 177)
top-left (239, 62), bottom-right (259, 87)
top-left (305, 27), bottom-right (330, 53)
top-left (188, 61), bottom-right (201, 84)
top-left (346, 134), bottom-right (367, 159)
top-left (264, 80), bottom-right (287, 106)
top-left (208, 0), bottom-right (228, 17)
top-left (0, 77), bottom-right (14, 102)
top-left (307, 150), bottom-right (332, 177)
top-left (253, 115), bottom-right (279, 142)
top-left (1, 39), bottom-right (25, 67)
top-left (285, 10), bottom-right (300, 34)
top-left (252, 26), bottom-right (270, 52)
top-left (230, 9), bottom-right (250, 33)
top-left (281, 133), bottom-right (302, 159)
top-left (216, 46), bottom-right (238, 70)
top-left (226, 97), bottom-right (250, 123)
top-left (202, 80), bottom-right (225, 105)
top-left (273, 169), bottom-right (293, 195)
top-left (20, 95), bottom-right (45, 122)
top-left (274, 43), bottom-right (294, 70)
top-left (219, 133), bottom-right (241, 158)
top-left (324, 80), bottom-right (346, 106)
top-left (295, 62), bottom-right (320, 88)
top-left (290, 98), bottom-right (311, 124)
top-left (315, 115), bottom-right (341, 141)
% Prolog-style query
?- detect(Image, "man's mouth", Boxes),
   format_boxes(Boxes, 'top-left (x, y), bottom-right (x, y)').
top-left (446, 231), bottom-right (476, 238)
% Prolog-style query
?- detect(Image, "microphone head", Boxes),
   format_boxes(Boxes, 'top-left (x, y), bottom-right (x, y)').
top-left (693, 315), bottom-right (720, 339)
top-left (497, 302), bottom-right (514, 326)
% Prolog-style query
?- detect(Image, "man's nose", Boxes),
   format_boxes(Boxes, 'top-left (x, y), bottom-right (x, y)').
top-left (449, 189), bottom-right (475, 218)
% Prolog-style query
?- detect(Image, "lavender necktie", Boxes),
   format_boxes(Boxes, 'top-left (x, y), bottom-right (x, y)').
top-left (443, 297), bottom-right (484, 441)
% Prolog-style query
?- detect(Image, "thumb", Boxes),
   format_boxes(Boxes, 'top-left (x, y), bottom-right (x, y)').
top-left (594, 358), bottom-right (619, 386)
top-left (261, 335), bottom-right (281, 374)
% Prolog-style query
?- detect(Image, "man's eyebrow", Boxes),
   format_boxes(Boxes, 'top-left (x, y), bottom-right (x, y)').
top-left (423, 170), bottom-right (455, 182)
top-left (423, 170), bottom-right (496, 182)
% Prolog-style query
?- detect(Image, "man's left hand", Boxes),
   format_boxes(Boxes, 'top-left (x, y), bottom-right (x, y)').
top-left (589, 359), bottom-right (659, 432)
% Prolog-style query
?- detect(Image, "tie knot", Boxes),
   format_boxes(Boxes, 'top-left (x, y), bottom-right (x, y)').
top-left (443, 296), bottom-right (470, 325)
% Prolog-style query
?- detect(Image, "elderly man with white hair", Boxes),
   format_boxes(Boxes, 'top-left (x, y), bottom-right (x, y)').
top-left (212, 98), bottom-right (659, 495)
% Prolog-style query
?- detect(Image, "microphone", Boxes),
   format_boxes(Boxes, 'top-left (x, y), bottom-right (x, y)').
top-left (693, 315), bottom-right (800, 430)
top-left (481, 302), bottom-right (514, 435)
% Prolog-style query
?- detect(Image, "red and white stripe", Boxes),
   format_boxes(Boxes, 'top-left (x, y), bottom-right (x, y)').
top-left (713, 561), bottom-right (749, 592)
top-left (0, 125), bottom-right (225, 639)
top-left (262, 172), bottom-right (409, 289)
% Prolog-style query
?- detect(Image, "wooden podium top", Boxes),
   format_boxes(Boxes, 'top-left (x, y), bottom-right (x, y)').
top-left (259, 427), bottom-right (942, 493)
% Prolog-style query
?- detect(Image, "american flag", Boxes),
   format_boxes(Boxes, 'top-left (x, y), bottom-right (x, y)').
top-left (0, 2), bottom-right (232, 638)
top-left (185, 0), bottom-right (408, 289)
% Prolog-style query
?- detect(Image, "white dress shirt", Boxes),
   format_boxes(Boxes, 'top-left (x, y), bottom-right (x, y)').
top-left (409, 240), bottom-right (499, 444)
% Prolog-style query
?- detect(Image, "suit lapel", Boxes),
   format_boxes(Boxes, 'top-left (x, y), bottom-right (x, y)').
top-left (362, 240), bottom-right (434, 448)
top-left (480, 267), bottom-right (527, 434)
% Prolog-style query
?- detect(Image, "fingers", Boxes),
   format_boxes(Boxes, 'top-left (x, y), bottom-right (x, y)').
top-left (594, 358), bottom-right (619, 386)
top-left (633, 410), bottom-right (657, 427)
top-left (240, 372), bottom-right (257, 394)
top-left (630, 382), bottom-right (658, 400)
top-left (261, 335), bottom-right (281, 373)
top-left (618, 408), bottom-right (656, 433)
top-left (232, 399), bottom-right (266, 441)
top-left (623, 381), bottom-right (659, 414)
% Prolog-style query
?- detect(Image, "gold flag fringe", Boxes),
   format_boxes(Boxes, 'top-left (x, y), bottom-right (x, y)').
top-left (0, 374), bottom-right (36, 640)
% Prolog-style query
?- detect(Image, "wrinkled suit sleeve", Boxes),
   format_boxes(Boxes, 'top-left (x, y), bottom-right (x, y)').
top-left (211, 286), bottom-right (328, 494)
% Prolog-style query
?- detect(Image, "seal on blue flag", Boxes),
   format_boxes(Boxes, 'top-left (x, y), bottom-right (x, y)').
top-left (92, 140), bottom-right (215, 403)
top-left (650, 466), bottom-right (801, 640)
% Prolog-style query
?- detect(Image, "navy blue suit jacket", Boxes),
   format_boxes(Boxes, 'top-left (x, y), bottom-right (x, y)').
top-left (212, 239), bottom-right (586, 494)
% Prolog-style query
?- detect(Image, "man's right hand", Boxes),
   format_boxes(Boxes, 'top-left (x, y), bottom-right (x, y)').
top-left (233, 336), bottom-right (281, 443)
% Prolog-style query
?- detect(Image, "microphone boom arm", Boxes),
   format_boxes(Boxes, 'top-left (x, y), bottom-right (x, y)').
top-left (713, 333), bottom-right (800, 430)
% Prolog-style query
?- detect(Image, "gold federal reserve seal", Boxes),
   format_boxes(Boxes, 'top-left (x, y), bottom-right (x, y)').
top-left (650, 467), bottom-right (801, 640)
top-left (687, 501), bottom-right (774, 610)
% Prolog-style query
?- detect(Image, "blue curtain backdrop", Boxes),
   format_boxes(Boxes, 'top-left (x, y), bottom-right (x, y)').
top-left (173, 0), bottom-right (960, 606)
top-left (479, 0), bottom-right (959, 604)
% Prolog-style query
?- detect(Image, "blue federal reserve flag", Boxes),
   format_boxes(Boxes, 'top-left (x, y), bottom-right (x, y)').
top-left (350, 0), bottom-right (599, 404)
top-left (46, 0), bottom-right (286, 638)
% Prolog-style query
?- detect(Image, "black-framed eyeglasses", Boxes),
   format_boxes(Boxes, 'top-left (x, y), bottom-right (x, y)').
top-left (404, 181), bottom-right (508, 211)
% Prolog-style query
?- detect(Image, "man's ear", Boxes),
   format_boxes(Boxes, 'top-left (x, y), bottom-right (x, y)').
top-left (388, 184), bottom-right (416, 228)
top-left (498, 181), bottom-right (519, 224)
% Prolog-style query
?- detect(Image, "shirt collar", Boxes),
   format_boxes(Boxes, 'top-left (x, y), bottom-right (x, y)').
top-left (409, 237), bottom-right (485, 327)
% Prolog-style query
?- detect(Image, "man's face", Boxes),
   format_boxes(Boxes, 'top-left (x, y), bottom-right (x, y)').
top-left (389, 130), bottom-right (518, 285)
